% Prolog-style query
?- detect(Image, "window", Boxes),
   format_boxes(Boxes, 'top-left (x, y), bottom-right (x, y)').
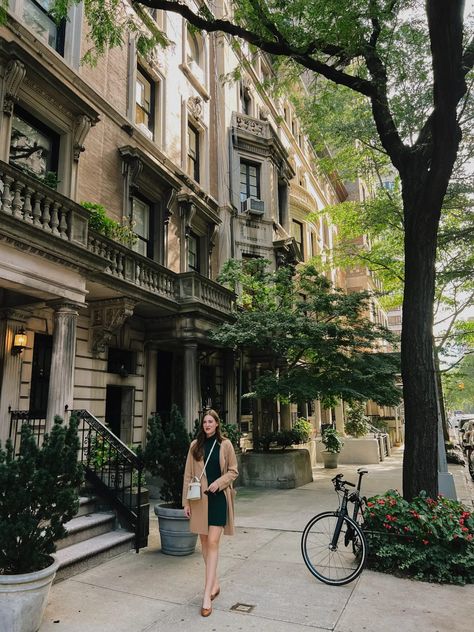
top-left (107, 348), bottom-right (136, 376)
top-left (136, 66), bottom-right (154, 137)
top-left (131, 195), bottom-right (152, 257)
top-left (20, 0), bottom-right (65, 54)
top-left (240, 161), bottom-right (260, 203)
top-left (187, 28), bottom-right (204, 70)
top-left (9, 106), bottom-right (59, 180)
top-left (187, 123), bottom-right (200, 182)
top-left (188, 232), bottom-right (200, 272)
top-left (291, 220), bottom-right (304, 258)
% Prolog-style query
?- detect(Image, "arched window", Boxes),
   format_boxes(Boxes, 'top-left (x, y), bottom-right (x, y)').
top-left (187, 28), bottom-right (204, 69)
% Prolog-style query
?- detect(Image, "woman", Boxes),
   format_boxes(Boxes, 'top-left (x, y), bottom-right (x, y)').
top-left (182, 409), bottom-right (238, 617)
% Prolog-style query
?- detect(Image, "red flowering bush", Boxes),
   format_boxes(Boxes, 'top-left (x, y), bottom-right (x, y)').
top-left (363, 490), bottom-right (474, 584)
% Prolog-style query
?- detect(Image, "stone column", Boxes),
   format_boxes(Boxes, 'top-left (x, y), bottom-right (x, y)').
top-left (313, 400), bottom-right (322, 433)
top-left (224, 351), bottom-right (237, 424)
top-left (46, 302), bottom-right (81, 428)
top-left (0, 309), bottom-right (30, 444)
top-left (183, 343), bottom-right (199, 433)
top-left (280, 403), bottom-right (291, 430)
top-left (145, 347), bottom-right (158, 441)
top-left (279, 181), bottom-right (290, 232)
top-left (334, 400), bottom-right (345, 434)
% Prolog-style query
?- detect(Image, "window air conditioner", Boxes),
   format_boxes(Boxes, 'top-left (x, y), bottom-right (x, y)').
top-left (241, 197), bottom-right (265, 215)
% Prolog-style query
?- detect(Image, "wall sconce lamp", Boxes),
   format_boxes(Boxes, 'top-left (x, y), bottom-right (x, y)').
top-left (12, 328), bottom-right (28, 356)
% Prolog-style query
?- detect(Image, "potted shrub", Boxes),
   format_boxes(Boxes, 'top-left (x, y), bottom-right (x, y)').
top-left (0, 416), bottom-right (82, 632)
top-left (345, 401), bottom-right (370, 438)
top-left (144, 405), bottom-right (197, 556)
top-left (321, 427), bottom-right (344, 468)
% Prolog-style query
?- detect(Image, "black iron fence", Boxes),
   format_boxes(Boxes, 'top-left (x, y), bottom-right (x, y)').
top-left (8, 408), bottom-right (46, 454)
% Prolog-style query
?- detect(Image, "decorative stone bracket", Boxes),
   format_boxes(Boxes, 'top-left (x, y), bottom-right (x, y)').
top-left (3, 59), bottom-right (26, 116)
top-left (73, 115), bottom-right (94, 161)
top-left (90, 298), bottom-right (136, 356)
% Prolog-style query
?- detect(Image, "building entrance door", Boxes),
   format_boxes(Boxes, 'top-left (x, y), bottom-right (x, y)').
top-left (29, 333), bottom-right (52, 417)
top-left (105, 385), bottom-right (134, 443)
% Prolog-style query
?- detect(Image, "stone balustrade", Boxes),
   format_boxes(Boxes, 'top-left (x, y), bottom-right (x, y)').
top-left (0, 161), bottom-right (88, 246)
top-left (178, 272), bottom-right (234, 312)
top-left (0, 161), bottom-right (233, 316)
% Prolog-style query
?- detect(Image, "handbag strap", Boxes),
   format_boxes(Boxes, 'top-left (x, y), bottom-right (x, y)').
top-left (198, 439), bottom-right (217, 481)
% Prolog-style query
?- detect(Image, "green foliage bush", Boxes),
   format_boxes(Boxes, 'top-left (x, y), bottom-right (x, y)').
top-left (293, 417), bottom-right (312, 443)
top-left (345, 401), bottom-right (370, 437)
top-left (321, 427), bottom-right (344, 453)
top-left (364, 490), bottom-right (474, 584)
top-left (254, 426), bottom-right (309, 452)
top-left (0, 416), bottom-right (82, 574)
top-left (221, 421), bottom-right (242, 451)
top-left (143, 406), bottom-right (190, 508)
top-left (82, 201), bottom-right (137, 247)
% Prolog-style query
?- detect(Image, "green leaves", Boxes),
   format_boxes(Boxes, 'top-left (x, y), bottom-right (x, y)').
top-left (212, 260), bottom-right (400, 406)
top-left (0, 416), bottom-right (82, 574)
top-left (364, 490), bottom-right (474, 584)
top-left (143, 406), bottom-right (190, 507)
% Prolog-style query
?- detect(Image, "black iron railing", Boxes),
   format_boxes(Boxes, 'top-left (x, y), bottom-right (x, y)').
top-left (72, 409), bottom-right (148, 552)
top-left (8, 409), bottom-right (47, 454)
top-left (8, 408), bottom-right (148, 552)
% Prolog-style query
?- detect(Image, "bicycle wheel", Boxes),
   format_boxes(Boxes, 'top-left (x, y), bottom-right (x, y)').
top-left (301, 511), bottom-right (367, 586)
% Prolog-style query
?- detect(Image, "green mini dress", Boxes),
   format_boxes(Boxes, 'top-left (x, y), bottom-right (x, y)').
top-left (204, 436), bottom-right (227, 527)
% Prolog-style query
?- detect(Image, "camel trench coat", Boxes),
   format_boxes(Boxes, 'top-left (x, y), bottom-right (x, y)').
top-left (182, 438), bottom-right (238, 535)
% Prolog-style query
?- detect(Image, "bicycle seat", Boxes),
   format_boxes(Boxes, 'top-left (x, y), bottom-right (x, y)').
top-left (357, 468), bottom-right (368, 474)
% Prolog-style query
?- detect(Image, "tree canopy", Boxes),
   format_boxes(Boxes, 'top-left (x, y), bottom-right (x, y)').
top-left (213, 259), bottom-right (401, 408)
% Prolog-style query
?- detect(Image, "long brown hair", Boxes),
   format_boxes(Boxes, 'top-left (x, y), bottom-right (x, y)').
top-left (192, 409), bottom-right (224, 460)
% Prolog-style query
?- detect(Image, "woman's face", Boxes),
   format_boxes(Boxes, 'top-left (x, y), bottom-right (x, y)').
top-left (202, 414), bottom-right (218, 437)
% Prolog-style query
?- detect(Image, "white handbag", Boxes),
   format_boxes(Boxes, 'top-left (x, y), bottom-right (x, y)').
top-left (186, 440), bottom-right (217, 501)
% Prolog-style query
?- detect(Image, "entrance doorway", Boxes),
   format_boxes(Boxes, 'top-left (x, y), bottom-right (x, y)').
top-left (105, 385), bottom-right (134, 443)
top-left (29, 333), bottom-right (52, 417)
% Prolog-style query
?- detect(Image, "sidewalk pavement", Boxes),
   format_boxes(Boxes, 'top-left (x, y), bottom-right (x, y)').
top-left (40, 448), bottom-right (474, 632)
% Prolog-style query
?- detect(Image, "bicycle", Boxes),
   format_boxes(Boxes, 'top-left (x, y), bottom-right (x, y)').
top-left (301, 468), bottom-right (369, 586)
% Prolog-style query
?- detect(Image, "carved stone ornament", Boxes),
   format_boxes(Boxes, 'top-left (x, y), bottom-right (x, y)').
top-left (180, 201), bottom-right (197, 238)
top-left (73, 115), bottom-right (93, 161)
top-left (259, 106), bottom-right (270, 121)
top-left (187, 95), bottom-right (203, 120)
top-left (90, 298), bottom-right (136, 356)
top-left (122, 154), bottom-right (144, 193)
top-left (235, 114), bottom-right (265, 136)
top-left (3, 59), bottom-right (26, 116)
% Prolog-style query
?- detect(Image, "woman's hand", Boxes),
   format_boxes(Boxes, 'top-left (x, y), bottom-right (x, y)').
top-left (184, 505), bottom-right (191, 518)
top-left (207, 481), bottom-right (219, 494)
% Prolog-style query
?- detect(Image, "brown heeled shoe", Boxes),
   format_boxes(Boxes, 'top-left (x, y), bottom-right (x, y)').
top-left (201, 605), bottom-right (212, 617)
top-left (211, 587), bottom-right (220, 601)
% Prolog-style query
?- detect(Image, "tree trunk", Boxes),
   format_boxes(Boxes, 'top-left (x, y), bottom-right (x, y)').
top-left (401, 191), bottom-right (440, 500)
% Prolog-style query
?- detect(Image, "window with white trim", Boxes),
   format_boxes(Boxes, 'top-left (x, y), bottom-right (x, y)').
top-left (131, 195), bottom-right (153, 257)
top-left (240, 161), bottom-right (260, 203)
top-left (135, 66), bottom-right (155, 138)
top-left (17, 0), bottom-right (66, 54)
top-left (187, 123), bottom-right (200, 183)
top-left (9, 106), bottom-right (59, 181)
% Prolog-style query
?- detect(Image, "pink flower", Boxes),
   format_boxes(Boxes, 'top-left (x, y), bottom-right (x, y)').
top-left (422, 539), bottom-right (429, 545)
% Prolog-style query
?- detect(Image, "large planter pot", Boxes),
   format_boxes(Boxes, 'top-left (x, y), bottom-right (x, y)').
top-left (0, 556), bottom-right (59, 632)
top-left (240, 449), bottom-right (313, 488)
top-left (322, 451), bottom-right (339, 469)
top-left (154, 504), bottom-right (198, 556)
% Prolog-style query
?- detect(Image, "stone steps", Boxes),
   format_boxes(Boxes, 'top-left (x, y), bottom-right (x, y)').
top-left (53, 492), bottom-right (135, 582)
top-left (55, 531), bottom-right (135, 582)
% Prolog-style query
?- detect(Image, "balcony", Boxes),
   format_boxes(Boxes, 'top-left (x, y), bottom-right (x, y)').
top-left (289, 183), bottom-right (317, 213)
top-left (0, 161), bottom-right (234, 318)
top-left (0, 160), bottom-right (89, 247)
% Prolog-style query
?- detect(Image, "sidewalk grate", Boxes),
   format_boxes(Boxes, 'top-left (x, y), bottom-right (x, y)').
top-left (230, 603), bottom-right (255, 613)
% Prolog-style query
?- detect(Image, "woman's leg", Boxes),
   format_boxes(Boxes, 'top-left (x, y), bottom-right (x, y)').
top-left (202, 526), bottom-right (223, 609)
top-left (199, 534), bottom-right (208, 563)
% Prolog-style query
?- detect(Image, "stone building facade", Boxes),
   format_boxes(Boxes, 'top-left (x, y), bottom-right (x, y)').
top-left (0, 2), bottom-right (351, 448)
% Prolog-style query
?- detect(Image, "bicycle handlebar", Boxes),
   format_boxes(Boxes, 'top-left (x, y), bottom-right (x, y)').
top-left (331, 474), bottom-right (355, 490)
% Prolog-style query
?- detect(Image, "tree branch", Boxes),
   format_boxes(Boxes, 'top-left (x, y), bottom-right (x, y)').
top-left (140, 0), bottom-right (376, 96)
